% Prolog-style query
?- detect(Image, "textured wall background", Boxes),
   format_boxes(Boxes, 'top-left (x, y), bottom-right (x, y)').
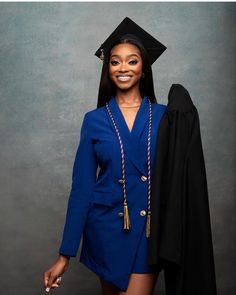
top-left (0, 2), bottom-right (235, 295)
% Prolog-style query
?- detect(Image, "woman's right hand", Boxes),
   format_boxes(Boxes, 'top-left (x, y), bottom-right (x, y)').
top-left (43, 254), bottom-right (70, 292)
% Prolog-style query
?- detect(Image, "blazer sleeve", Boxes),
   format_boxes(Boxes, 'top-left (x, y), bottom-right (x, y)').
top-left (58, 112), bottom-right (98, 257)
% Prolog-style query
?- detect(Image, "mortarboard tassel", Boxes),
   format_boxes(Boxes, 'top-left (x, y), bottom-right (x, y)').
top-left (100, 48), bottom-right (105, 61)
top-left (123, 203), bottom-right (131, 230)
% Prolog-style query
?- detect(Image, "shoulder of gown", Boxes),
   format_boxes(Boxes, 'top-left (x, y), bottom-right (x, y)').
top-left (167, 83), bottom-right (195, 112)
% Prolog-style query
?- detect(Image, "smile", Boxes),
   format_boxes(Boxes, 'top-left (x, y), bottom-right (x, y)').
top-left (116, 75), bottom-right (132, 81)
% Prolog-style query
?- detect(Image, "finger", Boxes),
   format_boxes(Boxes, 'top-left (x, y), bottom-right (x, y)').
top-left (47, 281), bottom-right (60, 290)
top-left (52, 277), bottom-right (61, 287)
top-left (45, 275), bottom-right (51, 293)
top-left (44, 272), bottom-right (50, 288)
top-left (47, 274), bottom-right (57, 288)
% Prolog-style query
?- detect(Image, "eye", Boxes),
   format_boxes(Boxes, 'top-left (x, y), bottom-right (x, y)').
top-left (110, 59), bottom-right (138, 66)
top-left (129, 60), bottom-right (138, 65)
top-left (110, 60), bottom-right (119, 66)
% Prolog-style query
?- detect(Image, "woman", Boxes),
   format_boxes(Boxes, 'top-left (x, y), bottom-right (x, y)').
top-left (43, 17), bottom-right (168, 294)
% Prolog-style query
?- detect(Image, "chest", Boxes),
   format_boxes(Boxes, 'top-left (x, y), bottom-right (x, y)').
top-left (90, 103), bottom-right (165, 180)
top-left (119, 107), bottom-right (140, 133)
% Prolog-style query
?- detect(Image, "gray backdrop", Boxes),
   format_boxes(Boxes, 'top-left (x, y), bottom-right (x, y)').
top-left (0, 2), bottom-right (235, 295)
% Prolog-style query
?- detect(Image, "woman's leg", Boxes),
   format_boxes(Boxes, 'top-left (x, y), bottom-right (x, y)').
top-left (99, 277), bottom-right (119, 295)
top-left (118, 273), bottom-right (159, 295)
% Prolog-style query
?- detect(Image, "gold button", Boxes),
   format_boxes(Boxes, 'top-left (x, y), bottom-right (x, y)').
top-left (141, 175), bottom-right (147, 181)
top-left (118, 212), bottom-right (124, 217)
top-left (118, 179), bottom-right (124, 183)
top-left (140, 210), bottom-right (146, 217)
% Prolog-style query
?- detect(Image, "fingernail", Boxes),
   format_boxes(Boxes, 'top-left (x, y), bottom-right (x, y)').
top-left (45, 287), bottom-right (50, 292)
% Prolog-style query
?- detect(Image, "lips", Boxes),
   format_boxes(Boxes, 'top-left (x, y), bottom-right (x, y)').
top-left (116, 75), bottom-right (132, 81)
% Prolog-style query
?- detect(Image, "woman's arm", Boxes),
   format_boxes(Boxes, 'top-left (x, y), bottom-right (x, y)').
top-left (59, 112), bottom-right (98, 256)
top-left (43, 112), bottom-right (98, 292)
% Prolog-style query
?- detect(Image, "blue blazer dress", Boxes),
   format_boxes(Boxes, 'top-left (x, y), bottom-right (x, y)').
top-left (59, 95), bottom-right (167, 291)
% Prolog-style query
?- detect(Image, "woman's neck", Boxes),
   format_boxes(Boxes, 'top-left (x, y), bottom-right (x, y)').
top-left (115, 89), bottom-right (142, 106)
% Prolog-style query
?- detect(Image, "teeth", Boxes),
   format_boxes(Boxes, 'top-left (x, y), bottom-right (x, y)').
top-left (117, 76), bottom-right (132, 81)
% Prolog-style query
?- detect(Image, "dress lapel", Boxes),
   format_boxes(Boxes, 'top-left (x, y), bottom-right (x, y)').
top-left (107, 95), bottom-right (149, 176)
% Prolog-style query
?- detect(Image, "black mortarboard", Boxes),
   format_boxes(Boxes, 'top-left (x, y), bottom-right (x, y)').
top-left (94, 17), bottom-right (167, 65)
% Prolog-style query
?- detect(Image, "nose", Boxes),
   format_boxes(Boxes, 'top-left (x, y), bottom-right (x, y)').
top-left (119, 62), bottom-right (129, 73)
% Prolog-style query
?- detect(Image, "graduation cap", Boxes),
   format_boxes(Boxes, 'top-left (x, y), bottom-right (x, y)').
top-left (94, 17), bottom-right (167, 65)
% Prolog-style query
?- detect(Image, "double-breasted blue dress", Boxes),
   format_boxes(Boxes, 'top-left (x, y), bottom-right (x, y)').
top-left (59, 95), bottom-right (167, 291)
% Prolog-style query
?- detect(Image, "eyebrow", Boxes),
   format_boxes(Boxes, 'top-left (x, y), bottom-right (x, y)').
top-left (110, 53), bottom-right (140, 58)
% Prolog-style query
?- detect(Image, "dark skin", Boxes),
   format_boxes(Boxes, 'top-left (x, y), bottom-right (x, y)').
top-left (43, 254), bottom-right (69, 292)
top-left (43, 43), bottom-right (159, 295)
top-left (109, 43), bottom-right (143, 132)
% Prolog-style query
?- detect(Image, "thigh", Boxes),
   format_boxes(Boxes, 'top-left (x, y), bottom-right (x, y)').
top-left (99, 277), bottom-right (119, 295)
top-left (118, 273), bottom-right (159, 295)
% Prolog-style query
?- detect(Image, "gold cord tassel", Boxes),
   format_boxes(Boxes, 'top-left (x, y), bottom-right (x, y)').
top-left (123, 203), bottom-right (131, 230)
top-left (146, 212), bottom-right (151, 238)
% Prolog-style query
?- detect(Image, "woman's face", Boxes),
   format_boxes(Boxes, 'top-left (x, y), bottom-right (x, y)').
top-left (108, 43), bottom-right (143, 91)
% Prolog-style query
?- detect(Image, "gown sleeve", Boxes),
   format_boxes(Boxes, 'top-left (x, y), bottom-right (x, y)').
top-left (58, 112), bottom-right (98, 257)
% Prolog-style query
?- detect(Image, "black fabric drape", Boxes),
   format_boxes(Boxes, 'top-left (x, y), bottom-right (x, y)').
top-left (148, 84), bottom-right (217, 295)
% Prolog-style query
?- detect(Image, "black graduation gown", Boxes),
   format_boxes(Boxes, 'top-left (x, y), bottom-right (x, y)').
top-left (148, 84), bottom-right (217, 295)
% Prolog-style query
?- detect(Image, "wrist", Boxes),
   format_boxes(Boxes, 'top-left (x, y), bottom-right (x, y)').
top-left (58, 254), bottom-right (70, 262)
